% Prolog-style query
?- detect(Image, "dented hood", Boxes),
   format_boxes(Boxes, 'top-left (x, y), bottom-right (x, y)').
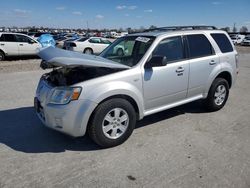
top-left (38, 46), bottom-right (130, 69)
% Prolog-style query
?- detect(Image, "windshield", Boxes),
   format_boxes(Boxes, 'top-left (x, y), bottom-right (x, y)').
top-left (100, 36), bottom-right (155, 67)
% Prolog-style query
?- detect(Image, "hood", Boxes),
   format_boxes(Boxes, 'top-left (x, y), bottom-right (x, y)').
top-left (38, 46), bottom-right (130, 69)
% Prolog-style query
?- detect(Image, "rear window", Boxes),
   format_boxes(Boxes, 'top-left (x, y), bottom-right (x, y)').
top-left (211, 33), bottom-right (233, 53)
top-left (187, 34), bottom-right (214, 58)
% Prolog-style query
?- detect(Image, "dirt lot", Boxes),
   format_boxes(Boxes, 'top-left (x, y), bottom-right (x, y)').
top-left (0, 47), bottom-right (249, 188)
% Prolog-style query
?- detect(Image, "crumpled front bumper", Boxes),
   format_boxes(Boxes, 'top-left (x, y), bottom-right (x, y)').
top-left (34, 94), bottom-right (97, 137)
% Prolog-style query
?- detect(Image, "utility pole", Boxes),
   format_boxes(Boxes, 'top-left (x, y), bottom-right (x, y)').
top-left (86, 21), bottom-right (89, 30)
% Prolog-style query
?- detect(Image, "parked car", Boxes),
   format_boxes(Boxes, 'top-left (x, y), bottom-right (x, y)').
top-left (62, 37), bottom-right (86, 49)
top-left (0, 32), bottom-right (41, 61)
top-left (241, 35), bottom-right (250, 46)
top-left (230, 34), bottom-right (245, 45)
top-left (66, 37), bottom-right (111, 54)
top-left (35, 26), bottom-right (238, 148)
top-left (55, 36), bottom-right (69, 48)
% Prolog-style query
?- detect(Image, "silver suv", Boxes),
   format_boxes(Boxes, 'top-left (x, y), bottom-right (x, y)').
top-left (35, 26), bottom-right (238, 148)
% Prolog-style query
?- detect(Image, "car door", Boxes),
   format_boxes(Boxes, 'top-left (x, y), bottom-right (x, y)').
top-left (186, 34), bottom-right (220, 97)
top-left (88, 38), bottom-right (105, 54)
top-left (15, 34), bottom-right (40, 55)
top-left (143, 36), bottom-right (189, 111)
top-left (0, 34), bottom-right (19, 55)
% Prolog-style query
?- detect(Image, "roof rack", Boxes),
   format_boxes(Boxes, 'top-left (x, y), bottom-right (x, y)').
top-left (144, 25), bottom-right (217, 32)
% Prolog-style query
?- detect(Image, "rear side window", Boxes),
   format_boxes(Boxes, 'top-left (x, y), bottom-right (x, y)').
top-left (0, 35), bottom-right (4, 41)
top-left (2, 34), bottom-right (16, 42)
top-left (211, 33), bottom-right (233, 53)
top-left (187, 34), bottom-right (214, 58)
top-left (89, 38), bottom-right (101, 43)
top-left (153, 36), bottom-right (185, 63)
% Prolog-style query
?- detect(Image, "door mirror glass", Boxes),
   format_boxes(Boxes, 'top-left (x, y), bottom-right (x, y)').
top-left (145, 55), bottom-right (167, 68)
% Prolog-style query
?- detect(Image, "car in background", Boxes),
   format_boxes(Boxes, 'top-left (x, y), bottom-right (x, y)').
top-left (241, 35), bottom-right (250, 46)
top-left (0, 32), bottom-right (41, 61)
top-left (55, 36), bottom-right (69, 48)
top-left (230, 34), bottom-right (245, 45)
top-left (66, 37), bottom-right (111, 54)
top-left (63, 37), bottom-right (88, 49)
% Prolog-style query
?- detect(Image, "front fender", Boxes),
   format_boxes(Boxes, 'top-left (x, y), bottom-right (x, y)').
top-left (84, 81), bottom-right (144, 119)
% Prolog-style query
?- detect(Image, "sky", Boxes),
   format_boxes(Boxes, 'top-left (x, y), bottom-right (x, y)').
top-left (0, 0), bottom-right (250, 31)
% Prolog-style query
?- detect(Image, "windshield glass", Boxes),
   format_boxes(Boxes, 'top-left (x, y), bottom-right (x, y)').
top-left (100, 36), bottom-right (155, 67)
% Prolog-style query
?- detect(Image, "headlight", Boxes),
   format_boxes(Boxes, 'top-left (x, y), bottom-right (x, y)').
top-left (49, 87), bottom-right (82, 105)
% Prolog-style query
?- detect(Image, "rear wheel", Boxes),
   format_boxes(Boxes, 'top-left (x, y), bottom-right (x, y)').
top-left (204, 78), bottom-right (229, 111)
top-left (88, 98), bottom-right (136, 148)
top-left (0, 51), bottom-right (5, 61)
top-left (84, 48), bottom-right (93, 54)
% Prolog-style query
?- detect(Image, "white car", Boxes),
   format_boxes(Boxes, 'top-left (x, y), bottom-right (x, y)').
top-left (230, 34), bottom-right (245, 45)
top-left (241, 35), bottom-right (250, 46)
top-left (66, 37), bottom-right (111, 54)
top-left (0, 32), bottom-right (41, 61)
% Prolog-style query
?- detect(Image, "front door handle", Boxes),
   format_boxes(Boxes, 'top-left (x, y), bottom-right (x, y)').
top-left (176, 67), bottom-right (185, 73)
top-left (209, 60), bottom-right (216, 65)
top-left (19, 44), bottom-right (24, 46)
top-left (0, 43), bottom-right (4, 46)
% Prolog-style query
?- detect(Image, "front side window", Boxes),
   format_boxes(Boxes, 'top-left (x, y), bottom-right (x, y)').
top-left (16, 35), bottom-right (33, 43)
top-left (2, 34), bottom-right (16, 42)
top-left (152, 36), bottom-right (185, 63)
top-left (187, 34), bottom-right (214, 58)
top-left (101, 36), bottom-right (155, 67)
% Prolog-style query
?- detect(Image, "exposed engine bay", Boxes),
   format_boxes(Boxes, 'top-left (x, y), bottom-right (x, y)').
top-left (42, 67), bottom-right (121, 86)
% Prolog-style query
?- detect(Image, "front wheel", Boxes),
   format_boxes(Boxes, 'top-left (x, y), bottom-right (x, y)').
top-left (0, 51), bottom-right (5, 61)
top-left (204, 78), bottom-right (229, 111)
top-left (88, 98), bottom-right (136, 148)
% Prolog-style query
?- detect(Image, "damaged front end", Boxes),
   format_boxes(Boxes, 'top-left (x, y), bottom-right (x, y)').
top-left (38, 46), bottom-right (130, 86)
top-left (35, 47), bottom-right (130, 136)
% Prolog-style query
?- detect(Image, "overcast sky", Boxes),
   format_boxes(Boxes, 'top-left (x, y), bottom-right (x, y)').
top-left (1, 0), bottom-right (250, 31)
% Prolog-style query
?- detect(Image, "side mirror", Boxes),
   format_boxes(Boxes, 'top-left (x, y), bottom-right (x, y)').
top-left (28, 40), bottom-right (36, 44)
top-left (144, 55), bottom-right (168, 69)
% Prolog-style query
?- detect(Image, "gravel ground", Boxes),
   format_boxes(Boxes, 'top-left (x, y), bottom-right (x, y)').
top-left (0, 49), bottom-right (249, 188)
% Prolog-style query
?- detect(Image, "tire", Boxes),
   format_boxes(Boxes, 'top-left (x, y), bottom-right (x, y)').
top-left (0, 51), bottom-right (5, 61)
top-left (84, 48), bottom-right (93, 54)
top-left (88, 98), bottom-right (136, 148)
top-left (204, 78), bottom-right (229, 112)
top-left (116, 48), bottom-right (124, 56)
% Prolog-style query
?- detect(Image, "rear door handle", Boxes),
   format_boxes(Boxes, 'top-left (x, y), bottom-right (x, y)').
top-left (209, 60), bottom-right (216, 65)
top-left (19, 44), bottom-right (24, 46)
top-left (176, 67), bottom-right (185, 73)
top-left (0, 44), bottom-right (4, 46)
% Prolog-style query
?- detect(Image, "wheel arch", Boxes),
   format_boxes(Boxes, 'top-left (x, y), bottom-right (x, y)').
top-left (84, 47), bottom-right (93, 53)
top-left (85, 94), bottom-right (141, 137)
top-left (215, 71), bottom-right (232, 88)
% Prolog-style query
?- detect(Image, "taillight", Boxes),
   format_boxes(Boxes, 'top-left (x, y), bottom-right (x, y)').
top-left (70, 42), bottom-right (76, 47)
